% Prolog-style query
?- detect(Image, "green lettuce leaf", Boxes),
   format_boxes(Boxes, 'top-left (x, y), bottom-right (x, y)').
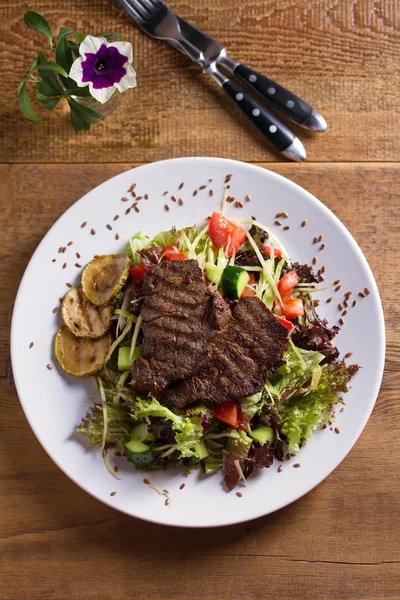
top-left (240, 392), bottom-right (264, 427)
top-left (131, 396), bottom-right (203, 460)
top-left (76, 403), bottom-right (132, 453)
top-left (126, 231), bottom-right (151, 265)
top-left (277, 361), bottom-right (358, 452)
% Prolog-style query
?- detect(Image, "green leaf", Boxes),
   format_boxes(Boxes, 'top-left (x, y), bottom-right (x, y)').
top-left (36, 92), bottom-right (61, 110)
top-left (58, 28), bottom-right (82, 41)
top-left (65, 85), bottom-right (92, 97)
top-left (18, 82), bottom-right (42, 123)
top-left (68, 98), bottom-right (101, 132)
top-left (56, 37), bottom-right (73, 72)
top-left (24, 11), bottom-right (52, 44)
top-left (68, 97), bottom-right (102, 121)
top-left (96, 32), bottom-right (124, 41)
top-left (27, 60), bottom-right (38, 75)
top-left (36, 52), bottom-right (64, 95)
top-left (37, 62), bottom-right (68, 78)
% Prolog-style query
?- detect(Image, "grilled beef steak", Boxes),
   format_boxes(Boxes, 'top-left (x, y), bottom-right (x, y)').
top-left (165, 296), bottom-right (289, 408)
top-left (131, 260), bottom-right (230, 394)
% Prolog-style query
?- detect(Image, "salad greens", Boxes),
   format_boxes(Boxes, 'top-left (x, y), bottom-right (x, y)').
top-left (76, 213), bottom-right (358, 492)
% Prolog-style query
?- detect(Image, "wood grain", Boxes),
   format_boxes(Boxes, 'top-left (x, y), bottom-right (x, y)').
top-left (1, 0), bottom-right (400, 163)
top-left (1, 163), bottom-right (399, 600)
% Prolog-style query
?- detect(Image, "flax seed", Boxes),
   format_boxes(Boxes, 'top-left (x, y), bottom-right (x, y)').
top-left (293, 463), bottom-right (301, 468)
top-left (343, 300), bottom-right (348, 308)
top-left (62, 263), bottom-right (67, 269)
top-left (163, 191), bottom-right (168, 196)
top-left (59, 297), bottom-right (63, 303)
top-left (121, 196), bottom-right (129, 202)
top-left (278, 465), bottom-right (283, 473)
top-left (352, 300), bottom-right (357, 307)
top-left (58, 247), bottom-right (62, 253)
top-left (274, 220), bottom-right (282, 226)
top-left (326, 297), bottom-right (332, 303)
top-left (66, 283), bottom-right (72, 288)
top-left (128, 183), bottom-right (136, 192)
top-left (81, 221), bottom-right (87, 228)
top-left (91, 229), bottom-right (96, 235)
top-left (199, 185), bottom-right (207, 190)
top-left (106, 224), bottom-right (112, 230)
top-left (165, 204), bottom-right (170, 211)
top-left (342, 310), bottom-right (348, 316)
top-left (133, 204), bottom-right (140, 213)
top-left (179, 483), bottom-right (185, 490)
top-left (143, 478), bottom-right (150, 485)
top-left (115, 233), bottom-right (120, 240)
top-left (47, 363), bottom-right (53, 370)
top-left (131, 190), bottom-right (136, 198)
top-left (364, 287), bottom-right (371, 295)
top-left (283, 225), bottom-right (290, 231)
top-left (245, 194), bottom-right (251, 202)
top-left (136, 196), bottom-right (142, 201)
top-left (75, 263), bottom-right (81, 268)
top-left (237, 201), bottom-right (243, 208)
top-left (322, 423), bottom-right (327, 429)
top-left (333, 279), bottom-right (340, 285)
top-left (312, 256), bottom-right (318, 265)
top-left (61, 247), bottom-right (67, 253)
top-left (320, 275), bottom-right (325, 281)
top-left (76, 252), bottom-right (81, 259)
top-left (209, 189), bottom-right (214, 197)
top-left (344, 352), bottom-right (353, 358)
top-left (317, 235), bottom-right (323, 242)
top-left (227, 196), bottom-right (235, 203)
top-left (338, 303), bottom-right (343, 310)
top-left (52, 306), bottom-right (58, 314)
top-left (52, 259), bottom-right (56, 263)
top-left (358, 291), bottom-right (365, 298)
top-left (110, 491), bottom-right (116, 496)
top-left (236, 492), bottom-right (243, 497)
top-left (144, 193), bottom-right (149, 200)
top-left (193, 190), bottom-right (198, 197)
top-left (334, 427), bottom-right (340, 434)
top-left (335, 285), bottom-right (341, 292)
top-left (113, 466), bottom-right (118, 473)
top-left (319, 243), bottom-right (325, 251)
top-left (313, 236), bottom-right (318, 244)
top-left (165, 498), bottom-right (170, 506)
top-left (113, 215), bottom-right (119, 221)
top-left (320, 266), bottom-right (326, 274)
top-left (339, 318), bottom-right (344, 325)
top-left (301, 220), bottom-right (307, 227)
top-left (178, 198), bottom-right (184, 206)
top-left (313, 299), bottom-right (320, 307)
top-left (29, 341), bottom-right (34, 349)
top-left (125, 208), bottom-right (131, 215)
top-left (171, 195), bottom-right (177, 202)
top-left (344, 291), bottom-right (352, 298)
top-left (67, 241), bottom-right (73, 247)
top-left (225, 174), bottom-right (232, 183)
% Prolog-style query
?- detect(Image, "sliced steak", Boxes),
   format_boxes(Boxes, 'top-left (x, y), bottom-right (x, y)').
top-left (132, 260), bottom-right (230, 394)
top-left (165, 297), bottom-right (289, 408)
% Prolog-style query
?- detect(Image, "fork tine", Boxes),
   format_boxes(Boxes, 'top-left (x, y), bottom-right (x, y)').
top-left (128, 0), bottom-right (152, 19)
top-left (115, 0), bottom-right (146, 22)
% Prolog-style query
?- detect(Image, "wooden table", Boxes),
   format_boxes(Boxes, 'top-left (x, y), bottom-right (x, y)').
top-left (1, 1), bottom-right (399, 598)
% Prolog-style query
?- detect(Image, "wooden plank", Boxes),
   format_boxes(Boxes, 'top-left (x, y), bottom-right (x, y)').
top-left (1, 163), bottom-right (399, 600)
top-left (1, 0), bottom-right (399, 163)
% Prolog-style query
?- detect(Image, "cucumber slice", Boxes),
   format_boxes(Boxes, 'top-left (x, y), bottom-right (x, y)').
top-left (220, 266), bottom-right (250, 299)
top-left (194, 440), bottom-right (209, 460)
top-left (125, 439), bottom-right (149, 453)
top-left (81, 254), bottom-right (130, 306)
top-left (129, 423), bottom-right (155, 443)
top-left (125, 440), bottom-right (154, 468)
top-left (204, 263), bottom-right (223, 285)
top-left (118, 346), bottom-right (142, 371)
top-left (249, 426), bottom-right (275, 445)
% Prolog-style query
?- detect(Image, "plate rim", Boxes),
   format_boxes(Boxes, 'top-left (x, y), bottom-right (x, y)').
top-left (10, 157), bottom-right (386, 527)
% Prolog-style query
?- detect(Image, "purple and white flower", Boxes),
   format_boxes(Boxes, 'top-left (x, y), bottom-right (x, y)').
top-left (69, 35), bottom-right (136, 104)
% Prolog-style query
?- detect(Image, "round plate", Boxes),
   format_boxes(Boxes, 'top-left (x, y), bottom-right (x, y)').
top-left (11, 158), bottom-right (385, 528)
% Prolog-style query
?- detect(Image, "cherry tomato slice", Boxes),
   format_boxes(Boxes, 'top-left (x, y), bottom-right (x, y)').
top-left (281, 297), bottom-right (304, 319)
top-left (274, 314), bottom-right (294, 330)
top-left (241, 273), bottom-right (257, 298)
top-left (163, 245), bottom-right (187, 261)
top-left (129, 263), bottom-right (147, 283)
top-left (261, 244), bottom-right (283, 258)
top-left (214, 401), bottom-right (239, 429)
top-left (278, 270), bottom-right (299, 304)
top-left (209, 212), bottom-right (247, 257)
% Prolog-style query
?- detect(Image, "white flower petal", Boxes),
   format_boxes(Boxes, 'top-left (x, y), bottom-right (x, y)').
top-left (69, 56), bottom-right (88, 86)
top-left (79, 35), bottom-right (108, 57)
top-left (89, 84), bottom-right (116, 104)
top-left (110, 41), bottom-right (133, 64)
top-left (114, 66), bottom-right (137, 93)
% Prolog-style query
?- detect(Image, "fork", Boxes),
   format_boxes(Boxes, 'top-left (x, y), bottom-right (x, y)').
top-left (112, 0), bottom-right (321, 161)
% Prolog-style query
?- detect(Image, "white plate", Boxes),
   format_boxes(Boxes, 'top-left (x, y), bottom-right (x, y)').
top-left (11, 158), bottom-right (385, 528)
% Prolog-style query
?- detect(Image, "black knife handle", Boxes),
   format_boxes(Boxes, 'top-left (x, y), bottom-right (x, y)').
top-left (233, 64), bottom-right (313, 127)
top-left (222, 78), bottom-right (304, 159)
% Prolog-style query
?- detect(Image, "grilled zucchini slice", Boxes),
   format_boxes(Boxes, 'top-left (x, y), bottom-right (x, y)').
top-left (81, 254), bottom-right (130, 306)
top-left (54, 326), bottom-right (112, 377)
top-left (61, 286), bottom-right (112, 339)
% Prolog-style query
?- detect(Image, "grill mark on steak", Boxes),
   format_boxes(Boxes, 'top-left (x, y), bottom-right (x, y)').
top-left (132, 260), bottom-right (231, 395)
top-left (165, 296), bottom-right (288, 408)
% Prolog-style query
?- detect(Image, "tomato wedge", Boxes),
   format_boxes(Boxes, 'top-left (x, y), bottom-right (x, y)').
top-left (209, 212), bottom-right (247, 257)
top-left (129, 263), bottom-right (147, 283)
top-left (281, 297), bottom-right (304, 319)
top-left (278, 270), bottom-right (299, 304)
top-left (214, 402), bottom-right (240, 429)
top-left (241, 273), bottom-right (257, 298)
top-left (274, 314), bottom-right (294, 330)
top-left (262, 244), bottom-right (283, 258)
top-left (163, 245), bottom-right (187, 261)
